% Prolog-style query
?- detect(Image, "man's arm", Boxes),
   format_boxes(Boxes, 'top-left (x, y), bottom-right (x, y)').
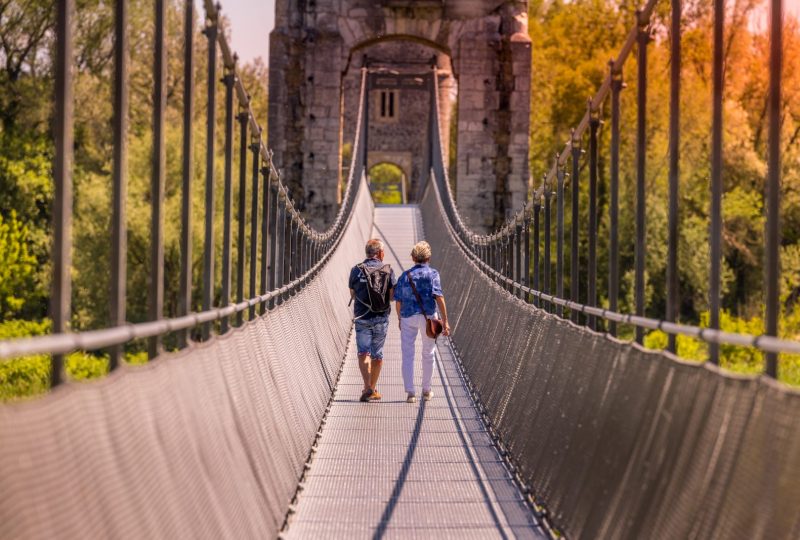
top-left (435, 296), bottom-right (451, 336)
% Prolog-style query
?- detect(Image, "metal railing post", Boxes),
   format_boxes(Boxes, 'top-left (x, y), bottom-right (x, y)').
top-left (515, 222), bottom-right (523, 298)
top-left (148, 0), bottom-right (167, 358)
top-left (557, 162), bottom-right (565, 317)
top-left (274, 195), bottom-right (286, 306)
top-left (248, 139), bottom-right (260, 320)
top-left (110, 0), bottom-right (129, 367)
top-left (236, 112), bottom-right (248, 327)
top-left (201, 14), bottom-right (218, 341)
top-left (220, 65), bottom-right (235, 334)
top-left (709, 0), bottom-right (724, 361)
top-left (523, 206), bottom-right (531, 303)
top-left (765, 0), bottom-right (783, 378)
top-left (570, 130), bottom-right (581, 324)
top-left (543, 175), bottom-right (552, 311)
top-left (51, 0), bottom-right (75, 385)
top-left (533, 198), bottom-right (541, 308)
top-left (608, 61), bottom-right (622, 337)
top-left (286, 213), bottom-right (295, 285)
top-left (178, 0), bottom-right (195, 348)
top-left (588, 103), bottom-right (599, 330)
top-left (260, 164), bottom-right (270, 314)
top-left (282, 202), bottom-right (292, 301)
top-left (634, 10), bottom-right (649, 344)
top-left (267, 179), bottom-right (279, 309)
top-left (667, 0), bottom-right (682, 352)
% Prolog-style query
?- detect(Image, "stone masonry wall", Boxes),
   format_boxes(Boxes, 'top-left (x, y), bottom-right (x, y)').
top-left (269, 0), bottom-right (530, 231)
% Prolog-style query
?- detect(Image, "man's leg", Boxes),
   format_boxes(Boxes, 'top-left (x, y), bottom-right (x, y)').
top-left (368, 318), bottom-right (389, 397)
top-left (368, 359), bottom-right (382, 393)
top-left (358, 353), bottom-right (371, 390)
top-left (355, 320), bottom-right (373, 398)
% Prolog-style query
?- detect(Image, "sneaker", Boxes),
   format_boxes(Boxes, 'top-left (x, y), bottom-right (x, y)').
top-left (422, 390), bottom-right (433, 401)
top-left (406, 392), bottom-right (416, 404)
top-left (369, 389), bottom-right (382, 401)
top-left (360, 388), bottom-right (373, 402)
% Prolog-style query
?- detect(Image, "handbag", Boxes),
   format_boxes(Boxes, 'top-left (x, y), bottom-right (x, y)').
top-left (407, 272), bottom-right (444, 339)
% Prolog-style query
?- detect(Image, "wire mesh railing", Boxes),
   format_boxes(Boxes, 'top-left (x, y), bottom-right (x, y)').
top-left (428, 0), bottom-right (797, 378)
top-left (0, 0), bottom-right (371, 387)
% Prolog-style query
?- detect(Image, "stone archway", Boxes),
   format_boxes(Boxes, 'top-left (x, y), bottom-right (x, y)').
top-left (368, 153), bottom-right (412, 188)
top-left (269, 1), bottom-right (531, 231)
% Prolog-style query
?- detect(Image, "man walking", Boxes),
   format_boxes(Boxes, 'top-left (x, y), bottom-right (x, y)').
top-left (349, 239), bottom-right (396, 402)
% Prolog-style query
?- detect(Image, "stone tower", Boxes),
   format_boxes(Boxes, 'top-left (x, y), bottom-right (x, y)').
top-left (269, 0), bottom-right (531, 232)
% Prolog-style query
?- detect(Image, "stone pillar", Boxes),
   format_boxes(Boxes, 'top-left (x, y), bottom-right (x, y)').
top-left (301, 31), bottom-right (344, 226)
top-left (268, 16), bottom-right (306, 214)
top-left (268, 1), bottom-right (344, 228)
top-left (505, 3), bottom-right (532, 215)
top-left (455, 21), bottom-right (502, 232)
top-left (454, 3), bottom-right (530, 232)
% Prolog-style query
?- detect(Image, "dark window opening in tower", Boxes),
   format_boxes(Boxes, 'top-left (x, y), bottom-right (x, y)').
top-left (379, 90), bottom-right (397, 119)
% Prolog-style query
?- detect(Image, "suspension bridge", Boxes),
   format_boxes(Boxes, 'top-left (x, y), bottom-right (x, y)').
top-left (1, 0), bottom-right (799, 538)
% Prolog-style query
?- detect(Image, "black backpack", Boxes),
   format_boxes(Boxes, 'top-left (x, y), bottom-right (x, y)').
top-left (356, 263), bottom-right (392, 314)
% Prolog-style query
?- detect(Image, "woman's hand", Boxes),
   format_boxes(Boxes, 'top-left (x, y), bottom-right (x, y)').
top-left (443, 322), bottom-right (451, 336)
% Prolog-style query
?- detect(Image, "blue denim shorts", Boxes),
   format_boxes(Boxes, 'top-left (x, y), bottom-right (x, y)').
top-left (355, 316), bottom-right (389, 360)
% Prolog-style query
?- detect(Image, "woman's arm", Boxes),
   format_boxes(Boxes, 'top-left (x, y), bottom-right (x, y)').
top-left (435, 296), bottom-right (451, 336)
top-left (395, 301), bottom-right (402, 329)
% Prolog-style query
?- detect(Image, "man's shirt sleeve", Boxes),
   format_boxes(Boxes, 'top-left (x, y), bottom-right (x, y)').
top-left (348, 266), bottom-right (359, 289)
top-left (432, 269), bottom-right (443, 297)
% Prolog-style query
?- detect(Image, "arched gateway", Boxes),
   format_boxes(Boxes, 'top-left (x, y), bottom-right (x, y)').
top-left (268, 1), bottom-right (531, 231)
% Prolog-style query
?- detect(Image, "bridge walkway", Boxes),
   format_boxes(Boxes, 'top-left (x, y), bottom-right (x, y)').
top-left (284, 206), bottom-right (545, 538)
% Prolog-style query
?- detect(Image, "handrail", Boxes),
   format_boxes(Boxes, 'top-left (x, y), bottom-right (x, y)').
top-left (426, 171), bottom-right (800, 357)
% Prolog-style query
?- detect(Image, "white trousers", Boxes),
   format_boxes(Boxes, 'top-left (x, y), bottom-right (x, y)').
top-left (400, 314), bottom-right (436, 394)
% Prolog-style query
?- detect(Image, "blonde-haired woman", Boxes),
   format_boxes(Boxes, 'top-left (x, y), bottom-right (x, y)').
top-left (392, 241), bottom-right (451, 403)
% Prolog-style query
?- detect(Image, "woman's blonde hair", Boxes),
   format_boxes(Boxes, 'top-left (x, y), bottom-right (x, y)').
top-left (411, 241), bottom-right (432, 263)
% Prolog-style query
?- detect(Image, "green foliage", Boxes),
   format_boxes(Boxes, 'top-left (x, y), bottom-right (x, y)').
top-left (0, 318), bottom-right (152, 400)
top-left (0, 212), bottom-right (39, 318)
top-left (644, 310), bottom-right (800, 385)
top-left (369, 163), bottom-right (405, 204)
top-left (65, 352), bottom-right (109, 381)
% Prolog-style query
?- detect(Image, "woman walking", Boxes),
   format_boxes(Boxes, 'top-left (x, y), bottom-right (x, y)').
top-left (393, 241), bottom-right (450, 403)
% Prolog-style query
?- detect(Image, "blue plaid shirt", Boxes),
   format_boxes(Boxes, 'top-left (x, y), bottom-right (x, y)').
top-left (393, 263), bottom-right (443, 318)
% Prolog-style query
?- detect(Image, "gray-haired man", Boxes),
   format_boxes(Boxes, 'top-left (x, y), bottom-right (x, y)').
top-left (349, 239), bottom-right (397, 402)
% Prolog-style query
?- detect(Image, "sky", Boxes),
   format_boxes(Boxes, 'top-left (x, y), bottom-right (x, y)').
top-left (209, 0), bottom-right (800, 67)
top-left (197, 0), bottom-right (276, 65)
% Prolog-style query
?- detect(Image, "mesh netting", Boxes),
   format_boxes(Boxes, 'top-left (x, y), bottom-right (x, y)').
top-left (420, 180), bottom-right (800, 539)
top-left (0, 177), bottom-right (373, 539)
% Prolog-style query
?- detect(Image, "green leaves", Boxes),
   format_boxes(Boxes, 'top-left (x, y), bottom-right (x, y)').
top-left (0, 212), bottom-right (39, 319)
